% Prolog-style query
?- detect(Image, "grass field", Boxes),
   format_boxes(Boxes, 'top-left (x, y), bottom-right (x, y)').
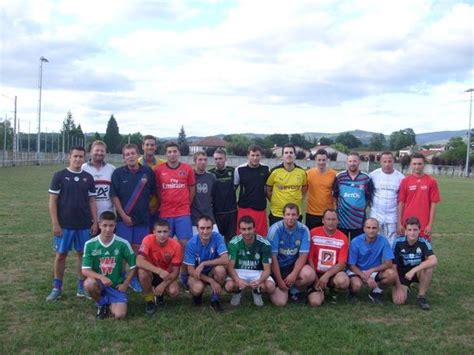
top-left (1, 165), bottom-right (473, 353)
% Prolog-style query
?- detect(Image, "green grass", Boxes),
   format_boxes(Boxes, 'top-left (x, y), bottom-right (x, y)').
top-left (1, 165), bottom-right (473, 353)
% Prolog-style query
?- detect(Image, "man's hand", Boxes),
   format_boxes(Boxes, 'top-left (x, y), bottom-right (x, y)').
top-left (100, 276), bottom-right (113, 287)
top-left (367, 277), bottom-right (377, 289)
top-left (154, 283), bottom-right (166, 296)
top-left (116, 283), bottom-right (127, 292)
top-left (393, 286), bottom-right (406, 304)
top-left (158, 269), bottom-right (170, 281)
top-left (397, 223), bottom-right (405, 236)
top-left (210, 280), bottom-right (222, 295)
top-left (53, 223), bottom-right (62, 237)
top-left (424, 224), bottom-right (432, 237)
top-left (316, 274), bottom-right (329, 290)
top-left (284, 272), bottom-right (297, 287)
top-left (90, 221), bottom-right (98, 236)
top-left (361, 270), bottom-right (372, 282)
top-left (249, 279), bottom-right (261, 289)
top-left (236, 277), bottom-right (248, 290)
top-left (405, 270), bottom-right (415, 281)
top-left (195, 264), bottom-right (205, 277)
top-left (277, 280), bottom-right (288, 291)
top-left (122, 215), bottom-right (133, 226)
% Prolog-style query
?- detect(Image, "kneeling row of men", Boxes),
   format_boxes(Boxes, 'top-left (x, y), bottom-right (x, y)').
top-left (81, 203), bottom-right (437, 319)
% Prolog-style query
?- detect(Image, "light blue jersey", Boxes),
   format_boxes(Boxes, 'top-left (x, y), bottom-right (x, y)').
top-left (267, 220), bottom-right (310, 268)
top-left (183, 232), bottom-right (227, 274)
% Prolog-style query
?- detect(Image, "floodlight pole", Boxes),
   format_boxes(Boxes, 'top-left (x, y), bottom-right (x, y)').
top-left (465, 88), bottom-right (473, 177)
top-left (36, 56), bottom-right (49, 163)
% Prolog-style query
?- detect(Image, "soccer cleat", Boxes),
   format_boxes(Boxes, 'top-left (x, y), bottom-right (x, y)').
top-left (230, 291), bottom-right (242, 306)
top-left (96, 305), bottom-right (109, 319)
top-left (76, 284), bottom-right (91, 299)
top-left (368, 291), bottom-right (384, 305)
top-left (417, 296), bottom-right (430, 311)
top-left (129, 277), bottom-right (143, 293)
top-left (210, 300), bottom-right (224, 313)
top-left (145, 301), bottom-right (157, 316)
top-left (252, 289), bottom-right (264, 307)
top-left (193, 295), bottom-right (203, 306)
top-left (155, 295), bottom-right (165, 306)
top-left (46, 288), bottom-right (62, 302)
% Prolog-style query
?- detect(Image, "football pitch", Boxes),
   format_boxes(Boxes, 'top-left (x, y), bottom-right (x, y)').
top-left (0, 165), bottom-right (473, 353)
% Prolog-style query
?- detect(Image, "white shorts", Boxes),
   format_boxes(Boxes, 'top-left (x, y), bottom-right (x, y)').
top-left (379, 222), bottom-right (398, 247)
top-left (346, 270), bottom-right (379, 280)
top-left (192, 224), bottom-right (219, 236)
top-left (227, 269), bottom-right (275, 284)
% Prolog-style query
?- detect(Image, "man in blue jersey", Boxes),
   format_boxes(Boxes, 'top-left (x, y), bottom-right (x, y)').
top-left (333, 152), bottom-right (374, 240)
top-left (184, 215), bottom-right (229, 312)
top-left (267, 203), bottom-right (316, 306)
top-left (392, 217), bottom-right (437, 310)
top-left (347, 218), bottom-right (397, 305)
top-left (46, 146), bottom-right (98, 301)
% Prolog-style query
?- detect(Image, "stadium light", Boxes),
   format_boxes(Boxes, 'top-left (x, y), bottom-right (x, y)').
top-left (465, 88), bottom-right (473, 178)
top-left (36, 56), bottom-right (49, 163)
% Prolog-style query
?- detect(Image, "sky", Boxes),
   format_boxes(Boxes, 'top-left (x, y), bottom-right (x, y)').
top-left (1, 0), bottom-right (473, 138)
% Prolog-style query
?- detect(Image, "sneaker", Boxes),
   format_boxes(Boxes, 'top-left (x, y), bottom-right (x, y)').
top-left (130, 277), bottom-right (143, 293)
top-left (76, 284), bottom-right (91, 299)
top-left (210, 300), bottom-right (224, 313)
top-left (96, 305), bottom-right (109, 320)
top-left (348, 291), bottom-right (358, 304)
top-left (145, 301), bottom-right (157, 316)
top-left (46, 288), bottom-right (62, 302)
top-left (155, 295), bottom-right (165, 306)
top-left (368, 291), bottom-right (384, 305)
top-left (230, 291), bottom-right (242, 306)
top-left (193, 295), bottom-right (203, 306)
top-left (252, 289), bottom-right (264, 307)
top-left (182, 283), bottom-right (190, 293)
top-left (417, 296), bottom-right (430, 311)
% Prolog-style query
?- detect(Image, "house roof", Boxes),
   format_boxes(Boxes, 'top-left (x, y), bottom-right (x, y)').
top-left (191, 136), bottom-right (229, 147)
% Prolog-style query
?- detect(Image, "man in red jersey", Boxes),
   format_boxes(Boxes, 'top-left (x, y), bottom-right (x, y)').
top-left (307, 208), bottom-right (350, 306)
top-left (398, 153), bottom-right (441, 239)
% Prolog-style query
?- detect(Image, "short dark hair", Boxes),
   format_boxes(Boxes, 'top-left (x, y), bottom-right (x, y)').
top-left (405, 216), bottom-right (421, 228)
top-left (122, 143), bottom-right (139, 155)
top-left (153, 219), bottom-right (170, 229)
top-left (70, 146), bottom-right (86, 154)
top-left (322, 208), bottom-right (337, 218)
top-left (348, 151), bottom-right (360, 158)
top-left (193, 151), bottom-right (207, 161)
top-left (238, 215), bottom-right (255, 227)
top-left (315, 149), bottom-right (328, 158)
top-left (380, 151), bottom-right (394, 158)
top-left (247, 144), bottom-right (263, 154)
top-left (197, 215), bottom-right (213, 225)
top-left (411, 152), bottom-right (425, 162)
top-left (143, 135), bottom-right (156, 143)
top-left (214, 148), bottom-right (226, 156)
top-left (364, 217), bottom-right (380, 228)
top-left (283, 202), bottom-right (299, 215)
top-left (165, 141), bottom-right (179, 150)
top-left (99, 211), bottom-right (116, 222)
top-left (282, 143), bottom-right (296, 154)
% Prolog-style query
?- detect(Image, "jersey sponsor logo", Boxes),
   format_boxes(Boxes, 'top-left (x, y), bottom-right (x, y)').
top-left (277, 184), bottom-right (300, 190)
top-left (278, 247), bottom-right (298, 256)
top-left (96, 186), bottom-right (110, 200)
top-left (343, 191), bottom-right (360, 198)
top-left (100, 257), bottom-right (117, 275)
top-left (408, 185), bottom-right (417, 191)
top-left (65, 177), bottom-right (70, 181)
top-left (114, 248), bottom-right (119, 256)
top-left (196, 183), bottom-right (209, 193)
top-left (317, 248), bottom-right (336, 271)
top-left (238, 259), bottom-right (259, 269)
top-left (420, 185), bottom-right (428, 190)
top-left (312, 236), bottom-right (345, 248)
top-left (162, 178), bottom-right (186, 189)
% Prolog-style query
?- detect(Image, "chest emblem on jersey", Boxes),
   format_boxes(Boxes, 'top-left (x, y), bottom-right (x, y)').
top-left (295, 240), bottom-right (301, 246)
top-left (197, 183), bottom-right (208, 193)
top-left (416, 247), bottom-right (421, 254)
top-left (141, 177), bottom-right (148, 184)
top-left (114, 249), bottom-right (119, 256)
top-left (255, 253), bottom-right (260, 260)
top-left (179, 171), bottom-right (186, 176)
top-left (164, 252), bottom-right (172, 263)
top-left (74, 176), bottom-right (79, 182)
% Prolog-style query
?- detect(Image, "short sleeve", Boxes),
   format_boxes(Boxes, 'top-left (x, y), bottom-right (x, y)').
top-left (138, 237), bottom-right (151, 258)
top-left (429, 179), bottom-right (441, 203)
top-left (87, 174), bottom-right (96, 197)
top-left (301, 170), bottom-right (308, 186)
top-left (49, 171), bottom-right (62, 195)
top-left (261, 241), bottom-right (272, 264)
top-left (398, 178), bottom-right (407, 203)
top-left (228, 240), bottom-right (238, 261)
top-left (82, 242), bottom-right (92, 269)
top-left (124, 241), bottom-right (137, 269)
top-left (299, 226), bottom-right (310, 254)
top-left (183, 241), bottom-right (195, 266)
top-left (267, 225), bottom-right (280, 255)
top-left (216, 233), bottom-right (228, 255)
top-left (187, 165), bottom-right (196, 186)
top-left (266, 170), bottom-right (275, 187)
top-left (337, 238), bottom-right (349, 264)
top-left (110, 169), bottom-right (120, 197)
top-left (348, 240), bottom-right (358, 266)
top-left (171, 241), bottom-right (183, 266)
top-left (382, 238), bottom-right (394, 261)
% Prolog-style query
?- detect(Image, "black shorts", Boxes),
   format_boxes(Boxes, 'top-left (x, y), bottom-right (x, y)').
top-left (215, 211), bottom-right (237, 243)
top-left (305, 213), bottom-right (323, 230)
top-left (152, 273), bottom-right (164, 287)
top-left (273, 263), bottom-right (296, 280)
top-left (399, 271), bottom-right (419, 287)
top-left (316, 272), bottom-right (336, 287)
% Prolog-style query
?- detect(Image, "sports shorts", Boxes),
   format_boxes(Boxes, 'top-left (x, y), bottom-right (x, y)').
top-left (98, 280), bottom-right (128, 304)
top-left (398, 270), bottom-right (419, 287)
top-left (53, 228), bottom-right (90, 254)
top-left (346, 270), bottom-right (381, 283)
top-left (116, 222), bottom-right (148, 245)
top-left (162, 216), bottom-right (193, 241)
top-left (226, 269), bottom-right (274, 284)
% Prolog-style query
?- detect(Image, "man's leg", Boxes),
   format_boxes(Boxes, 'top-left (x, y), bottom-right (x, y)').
top-left (84, 278), bottom-right (109, 319)
top-left (109, 303), bottom-right (127, 320)
top-left (175, 216), bottom-right (193, 286)
top-left (295, 265), bottom-right (316, 288)
top-left (47, 229), bottom-right (74, 301)
top-left (377, 269), bottom-right (397, 288)
top-left (188, 275), bottom-right (205, 305)
top-left (307, 288), bottom-right (325, 307)
top-left (138, 269), bottom-right (157, 314)
top-left (270, 286), bottom-right (289, 307)
top-left (75, 229), bottom-right (91, 297)
top-left (416, 268), bottom-right (433, 310)
top-left (349, 274), bottom-right (363, 294)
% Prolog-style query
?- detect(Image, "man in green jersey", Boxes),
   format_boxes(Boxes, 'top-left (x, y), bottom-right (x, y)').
top-left (82, 211), bottom-right (137, 319)
top-left (225, 216), bottom-right (275, 306)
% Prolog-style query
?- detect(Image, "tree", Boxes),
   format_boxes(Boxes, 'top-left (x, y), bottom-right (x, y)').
top-left (264, 134), bottom-right (289, 148)
top-left (440, 136), bottom-right (467, 166)
top-left (389, 128), bottom-right (416, 150)
top-left (93, 132), bottom-right (102, 141)
top-left (331, 143), bottom-right (349, 154)
top-left (0, 119), bottom-right (13, 150)
top-left (290, 134), bottom-right (312, 149)
top-left (226, 135), bottom-right (251, 156)
top-left (319, 136), bottom-right (334, 145)
top-left (335, 132), bottom-right (362, 149)
top-left (103, 115), bottom-right (121, 153)
top-left (60, 111), bottom-right (76, 152)
top-left (177, 125), bottom-right (189, 155)
top-left (121, 132), bottom-right (143, 150)
top-left (368, 133), bottom-right (387, 151)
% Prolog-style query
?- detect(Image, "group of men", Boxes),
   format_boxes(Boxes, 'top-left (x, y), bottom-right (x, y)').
top-left (46, 136), bottom-right (440, 319)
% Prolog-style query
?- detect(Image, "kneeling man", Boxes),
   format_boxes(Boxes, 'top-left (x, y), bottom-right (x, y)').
top-left (347, 218), bottom-right (396, 304)
top-left (137, 220), bottom-right (182, 315)
top-left (392, 216), bottom-right (437, 310)
top-left (184, 215), bottom-right (229, 312)
top-left (82, 211), bottom-right (136, 319)
top-left (225, 216), bottom-right (275, 306)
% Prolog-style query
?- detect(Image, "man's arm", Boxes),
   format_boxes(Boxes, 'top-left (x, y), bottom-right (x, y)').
top-left (49, 194), bottom-right (61, 236)
top-left (136, 255), bottom-right (170, 279)
top-left (188, 185), bottom-right (196, 205)
top-left (397, 201), bottom-right (405, 235)
top-left (284, 253), bottom-right (308, 286)
top-left (424, 203), bottom-right (437, 236)
top-left (266, 185), bottom-right (273, 201)
top-left (82, 268), bottom-right (113, 286)
top-left (405, 255), bottom-right (437, 280)
top-left (89, 196), bottom-right (98, 235)
top-left (270, 255), bottom-right (287, 291)
top-left (301, 184), bottom-right (308, 199)
top-left (198, 253), bottom-right (229, 270)
top-left (253, 262), bottom-right (272, 287)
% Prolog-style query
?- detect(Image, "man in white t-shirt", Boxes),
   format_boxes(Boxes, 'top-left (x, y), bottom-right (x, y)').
top-left (82, 140), bottom-right (116, 219)
top-left (369, 151), bottom-right (404, 246)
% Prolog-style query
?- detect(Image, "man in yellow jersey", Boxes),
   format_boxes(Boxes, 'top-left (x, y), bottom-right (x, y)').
top-left (266, 144), bottom-right (307, 226)
top-left (138, 135), bottom-right (165, 231)
top-left (306, 149), bottom-right (337, 230)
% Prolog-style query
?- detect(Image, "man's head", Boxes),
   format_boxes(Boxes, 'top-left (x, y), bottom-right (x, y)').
top-left (380, 151), bottom-right (395, 174)
top-left (363, 218), bottom-right (379, 239)
top-left (90, 141), bottom-right (107, 164)
top-left (314, 149), bottom-right (329, 171)
top-left (238, 215), bottom-right (256, 242)
top-left (404, 216), bottom-right (421, 243)
top-left (122, 144), bottom-right (139, 168)
top-left (142, 135), bottom-right (157, 157)
top-left (283, 203), bottom-right (299, 228)
top-left (99, 211), bottom-right (117, 238)
top-left (322, 208), bottom-right (338, 234)
top-left (213, 149), bottom-right (227, 170)
top-left (197, 215), bottom-right (214, 242)
top-left (193, 151), bottom-right (208, 172)
top-left (346, 152), bottom-right (360, 173)
top-left (247, 144), bottom-right (263, 167)
top-left (282, 144), bottom-right (296, 165)
top-left (153, 219), bottom-right (171, 245)
top-left (165, 142), bottom-right (180, 164)
top-left (410, 153), bottom-right (425, 176)
top-left (69, 146), bottom-right (86, 170)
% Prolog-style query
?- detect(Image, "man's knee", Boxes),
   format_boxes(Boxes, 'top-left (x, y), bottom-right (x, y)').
top-left (189, 279), bottom-right (205, 295)
top-left (224, 280), bottom-right (236, 293)
top-left (299, 265), bottom-right (316, 284)
top-left (213, 266), bottom-right (226, 283)
top-left (333, 272), bottom-right (350, 290)
top-left (55, 253), bottom-right (68, 262)
top-left (168, 283), bottom-right (180, 298)
top-left (381, 269), bottom-right (396, 285)
top-left (308, 292), bottom-right (324, 307)
top-left (271, 288), bottom-right (288, 307)
top-left (138, 269), bottom-right (152, 283)
top-left (350, 277), bottom-right (362, 292)
top-left (84, 278), bottom-right (98, 292)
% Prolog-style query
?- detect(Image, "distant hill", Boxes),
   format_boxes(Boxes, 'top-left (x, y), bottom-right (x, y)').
top-left (415, 130), bottom-right (467, 145)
